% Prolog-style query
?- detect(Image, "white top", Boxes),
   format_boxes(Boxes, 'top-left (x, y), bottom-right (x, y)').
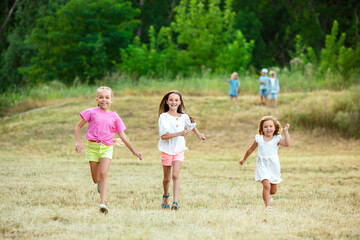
top-left (158, 112), bottom-right (196, 155)
top-left (254, 134), bottom-right (283, 184)
top-left (270, 77), bottom-right (276, 87)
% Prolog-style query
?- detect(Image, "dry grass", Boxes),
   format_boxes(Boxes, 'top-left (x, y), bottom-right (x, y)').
top-left (0, 91), bottom-right (359, 239)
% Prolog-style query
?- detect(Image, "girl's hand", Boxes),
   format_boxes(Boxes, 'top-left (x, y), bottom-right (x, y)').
top-left (134, 151), bottom-right (143, 161)
top-left (283, 124), bottom-right (290, 132)
top-left (76, 143), bottom-right (84, 154)
top-left (180, 130), bottom-right (190, 137)
top-left (114, 138), bottom-right (125, 147)
top-left (239, 158), bottom-right (246, 165)
top-left (197, 133), bottom-right (206, 141)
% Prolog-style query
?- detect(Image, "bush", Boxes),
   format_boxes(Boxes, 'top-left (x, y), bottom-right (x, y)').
top-left (282, 86), bottom-right (360, 138)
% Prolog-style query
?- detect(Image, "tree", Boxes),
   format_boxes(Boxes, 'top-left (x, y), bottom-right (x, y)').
top-left (0, 0), bottom-right (68, 93)
top-left (23, 0), bottom-right (139, 84)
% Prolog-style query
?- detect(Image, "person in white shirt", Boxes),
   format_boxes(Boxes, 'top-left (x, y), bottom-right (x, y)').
top-left (268, 71), bottom-right (280, 108)
top-left (158, 90), bottom-right (206, 210)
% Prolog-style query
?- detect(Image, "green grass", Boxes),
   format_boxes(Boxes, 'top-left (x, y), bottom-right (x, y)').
top-left (0, 91), bottom-right (359, 239)
top-left (2, 70), bottom-right (359, 117)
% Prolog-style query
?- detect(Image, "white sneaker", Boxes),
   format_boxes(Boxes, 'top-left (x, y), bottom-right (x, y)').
top-left (236, 106), bottom-right (240, 109)
top-left (99, 204), bottom-right (109, 214)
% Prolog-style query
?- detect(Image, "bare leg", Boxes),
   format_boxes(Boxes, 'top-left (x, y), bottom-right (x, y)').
top-left (270, 99), bottom-right (274, 108)
top-left (162, 165), bottom-right (172, 206)
top-left (261, 96), bottom-right (267, 105)
top-left (230, 96), bottom-right (234, 108)
top-left (89, 161), bottom-right (100, 183)
top-left (172, 161), bottom-right (182, 203)
top-left (98, 158), bottom-right (111, 204)
top-left (236, 96), bottom-right (239, 108)
top-left (262, 179), bottom-right (271, 207)
top-left (270, 183), bottom-right (277, 195)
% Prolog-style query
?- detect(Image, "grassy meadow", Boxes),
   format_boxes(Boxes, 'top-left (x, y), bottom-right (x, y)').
top-left (0, 90), bottom-right (359, 239)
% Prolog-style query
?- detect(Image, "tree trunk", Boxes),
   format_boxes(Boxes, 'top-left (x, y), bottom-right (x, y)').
top-left (0, 0), bottom-right (19, 34)
top-left (136, 0), bottom-right (144, 36)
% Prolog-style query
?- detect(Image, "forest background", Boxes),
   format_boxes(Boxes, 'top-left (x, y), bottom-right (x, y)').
top-left (0, 0), bottom-right (359, 137)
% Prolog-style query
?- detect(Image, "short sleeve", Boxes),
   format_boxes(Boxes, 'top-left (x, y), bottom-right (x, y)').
top-left (184, 114), bottom-right (196, 131)
top-left (158, 114), bottom-right (170, 137)
top-left (80, 108), bottom-right (92, 122)
top-left (255, 134), bottom-right (261, 143)
top-left (275, 134), bottom-right (282, 143)
top-left (113, 112), bottom-right (126, 133)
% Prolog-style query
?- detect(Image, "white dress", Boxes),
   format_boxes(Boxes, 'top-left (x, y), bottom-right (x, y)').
top-left (255, 134), bottom-right (283, 184)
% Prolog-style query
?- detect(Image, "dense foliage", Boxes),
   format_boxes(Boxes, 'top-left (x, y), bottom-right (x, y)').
top-left (23, 0), bottom-right (139, 84)
top-left (0, 0), bottom-right (359, 92)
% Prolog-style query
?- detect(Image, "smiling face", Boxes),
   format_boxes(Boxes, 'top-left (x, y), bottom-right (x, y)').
top-left (262, 120), bottom-right (276, 137)
top-left (96, 89), bottom-right (113, 112)
top-left (166, 93), bottom-right (181, 112)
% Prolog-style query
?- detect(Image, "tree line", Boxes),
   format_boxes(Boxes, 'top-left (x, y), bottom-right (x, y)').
top-left (0, 0), bottom-right (359, 93)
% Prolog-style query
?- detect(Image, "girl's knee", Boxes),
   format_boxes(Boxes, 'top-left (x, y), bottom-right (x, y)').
top-left (163, 177), bottom-right (171, 184)
top-left (270, 185), bottom-right (278, 195)
top-left (99, 171), bottom-right (108, 180)
top-left (262, 180), bottom-right (271, 190)
top-left (172, 174), bottom-right (179, 181)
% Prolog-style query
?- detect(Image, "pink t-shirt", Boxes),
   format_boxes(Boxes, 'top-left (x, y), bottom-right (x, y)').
top-left (80, 107), bottom-right (126, 146)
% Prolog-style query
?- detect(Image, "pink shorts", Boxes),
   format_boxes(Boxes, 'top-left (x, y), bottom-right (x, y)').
top-left (161, 151), bottom-right (185, 166)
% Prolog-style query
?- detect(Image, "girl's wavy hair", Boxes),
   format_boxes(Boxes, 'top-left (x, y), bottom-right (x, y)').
top-left (158, 90), bottom-right (195, 123)
top-left (96, 86), bottom-right (113, 99)
top-left (258, 116), bottom-right (282, 136)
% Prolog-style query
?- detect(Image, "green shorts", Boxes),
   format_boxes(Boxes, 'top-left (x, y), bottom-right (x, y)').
top-left (85, 140), bottom-right (113, 162)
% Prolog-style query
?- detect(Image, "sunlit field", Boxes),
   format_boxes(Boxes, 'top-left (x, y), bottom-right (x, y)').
top-left (1, 91), bottom-right (359, 239)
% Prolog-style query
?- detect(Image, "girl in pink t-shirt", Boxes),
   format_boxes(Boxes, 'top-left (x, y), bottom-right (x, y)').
top-left (74, 86), bottom-right (143, 214)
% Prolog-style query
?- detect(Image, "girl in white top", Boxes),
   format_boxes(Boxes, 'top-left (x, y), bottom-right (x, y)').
top-left (158, 90), bottom-right (206, 210)
top-left (239, 116), bottom-right (290, 210)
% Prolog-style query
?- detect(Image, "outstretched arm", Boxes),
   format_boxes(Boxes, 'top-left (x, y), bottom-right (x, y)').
top-left (74, 119), bottom-right (87, 153)
top-left (239, 140), bottom-right (258, 165)
top-left (118, 131), bottom-right (143, 160)
top-left (192, 127), bottom-right (206, 140)
top-left (161, 130), bottom-right (190, 140)
top-left (279, 124), bottom-right (290, 147)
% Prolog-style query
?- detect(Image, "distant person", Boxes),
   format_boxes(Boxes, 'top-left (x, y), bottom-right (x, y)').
top-left (259, 68), bottom-right (269, 106)
top-left (74, 86), bottom-right (143, 214)
top-left (227, 72), bottom-right (240, 109)
top-left (158, 90), bottom-right (206, 210)
top-left (239, 116), bottom-right (290, 210)
top-left (268, 71), bottom-right (280, 108)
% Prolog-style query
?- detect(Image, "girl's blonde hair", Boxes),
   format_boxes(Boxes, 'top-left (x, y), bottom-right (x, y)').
top-left (158, 90), bottom-right (195, 123)
top-left (96, 86), bottom-right (113, 99)
top-left (258, 116), bottom-right (282, 136)
top-left (231, 72), bottom-right (238, 79)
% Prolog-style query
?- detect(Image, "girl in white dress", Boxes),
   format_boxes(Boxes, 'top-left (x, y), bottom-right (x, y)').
top-left (158, 90), bottom-right (206, 210)
top-left (239, 116), bottom-right (290, 210)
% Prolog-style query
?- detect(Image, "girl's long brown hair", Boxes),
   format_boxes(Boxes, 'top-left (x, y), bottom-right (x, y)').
top-left (158, 90), bottom-right (195, 123)
top-left (258, 116), bottom-right (282, 136)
